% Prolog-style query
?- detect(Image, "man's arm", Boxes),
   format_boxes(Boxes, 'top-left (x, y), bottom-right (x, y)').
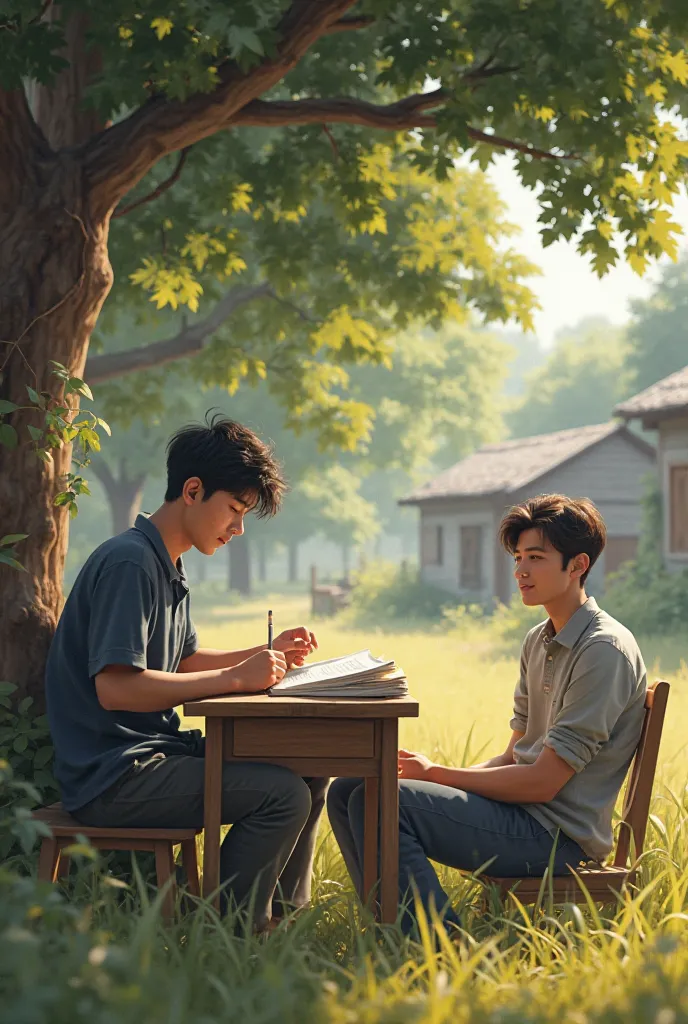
top-left (177, 646), bottom-right (266, 673)
top-left (398, 745), bottom-right (575, 804)
top-left (96, 649), bottom-right (287, 713)
top-left (469, 730), bottom-right (523, 769)
top-left (178, 624), bottom-right (318, 673)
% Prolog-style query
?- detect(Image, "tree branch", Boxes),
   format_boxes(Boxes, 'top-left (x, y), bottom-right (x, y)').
top-left (233, 89), bottom-right (446, 131)
top-left (84, 282), bottom-right (296, 384)
top-left (231, 95), bottom-right (574, 159)
top-left (85, 0), bottom-right (359, 218)
top-left (324, 16), bottom-right (375, 34)
top-left (112, 147), bottom-right (191, 219)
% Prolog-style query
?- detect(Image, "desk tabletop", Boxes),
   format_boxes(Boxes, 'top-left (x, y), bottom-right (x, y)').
top-left (183, 693), bottom-right (420, 719)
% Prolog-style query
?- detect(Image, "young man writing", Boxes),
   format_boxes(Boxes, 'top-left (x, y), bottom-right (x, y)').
top-left (46, 413), bottom-right (326, 930)
top-left (328, 494), bottom-right (647, 931)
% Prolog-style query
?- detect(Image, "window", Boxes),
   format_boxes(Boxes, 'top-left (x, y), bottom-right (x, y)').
top-left (460, 525), bottom-right (483, 590)
top-left (604, 537), bottom-right (638, 576)
top-left (421, 523), bottom-right (443, 566)
top-left (669, 464), bottom-right (688, 553)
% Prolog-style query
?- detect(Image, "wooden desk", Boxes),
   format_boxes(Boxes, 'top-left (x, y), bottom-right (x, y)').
top-left (182, 693), bottom-right (419, 923)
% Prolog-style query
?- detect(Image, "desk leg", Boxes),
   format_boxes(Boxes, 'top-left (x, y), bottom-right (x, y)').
top-left (202, 717), bottom-right (223, 910)
top-left (379, 718), bottom-right (399, 924)
top-left (362, 775), bottom-right (379, 910)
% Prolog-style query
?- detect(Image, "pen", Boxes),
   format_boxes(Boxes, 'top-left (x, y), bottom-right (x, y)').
top-left (267, 609), bottom-right (273, 650)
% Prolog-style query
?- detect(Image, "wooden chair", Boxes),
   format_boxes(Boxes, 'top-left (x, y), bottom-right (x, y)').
top-left (33, 803), bottom-right (201, 922)
top-left (484, 680), bottom-right (670, 905)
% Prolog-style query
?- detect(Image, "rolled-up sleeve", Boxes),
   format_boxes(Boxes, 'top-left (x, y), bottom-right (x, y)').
top-left (509, 639), bottom-right (530, 733)
top-left (87, 562), bottom-right (156, 678)
top-left (545, 641), bottom-right (635, 773)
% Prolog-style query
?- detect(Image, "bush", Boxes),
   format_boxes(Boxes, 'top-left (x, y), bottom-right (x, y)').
top-left (343, 561), bottom-right (459, 627)
top-left (604, 482), bottom-right (688, 635)
top-left (0, 684), bottom-right (58, 858)
top-left (605, 563), bottom-right (688, 636)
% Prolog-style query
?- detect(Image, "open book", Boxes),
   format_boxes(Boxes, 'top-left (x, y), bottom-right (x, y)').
top-left (269, 649), bottom-right (408, 699)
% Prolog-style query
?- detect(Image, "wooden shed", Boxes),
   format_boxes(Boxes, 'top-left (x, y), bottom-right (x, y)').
top-left (615, 364), bottom-right (688, 573)
top-left (399, 422), bottom-right (656, 606)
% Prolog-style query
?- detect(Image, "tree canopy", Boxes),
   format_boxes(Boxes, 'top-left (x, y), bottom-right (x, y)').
top-left (89, 152), bottom-right (537, 447)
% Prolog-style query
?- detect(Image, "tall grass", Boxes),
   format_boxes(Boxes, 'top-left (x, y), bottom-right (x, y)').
top-left (3, 589), bottom-right (688, 1023)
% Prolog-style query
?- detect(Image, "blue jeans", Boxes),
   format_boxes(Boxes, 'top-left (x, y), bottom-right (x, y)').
top-left (327, 777), bottom-right (587, 932)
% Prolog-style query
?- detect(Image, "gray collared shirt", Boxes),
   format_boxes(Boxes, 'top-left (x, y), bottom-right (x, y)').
top-left (46, 514), bottom-right (202, 811)
top-left (510, 597), bottom-right (647, 862)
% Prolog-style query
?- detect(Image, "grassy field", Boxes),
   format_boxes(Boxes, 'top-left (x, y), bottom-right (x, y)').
top-left (186, 586), bottom-right (688, 780)
top-left (6, 587), bottom-right (688, 1023)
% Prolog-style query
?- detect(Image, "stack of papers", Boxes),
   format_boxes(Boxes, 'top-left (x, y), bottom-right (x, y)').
top-left (269, 649), bottom-right (408, 699)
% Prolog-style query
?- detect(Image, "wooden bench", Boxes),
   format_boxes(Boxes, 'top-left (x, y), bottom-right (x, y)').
top-left (33, 803), bottom-right (201, 922)
top-left (483, 680), bottom-right (670, 904)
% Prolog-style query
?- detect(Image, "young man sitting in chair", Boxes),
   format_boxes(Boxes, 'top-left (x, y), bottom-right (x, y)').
top-left (46, 413), bottom-right (325, 932)
top-left (328, 494), bottom-right (647, 931)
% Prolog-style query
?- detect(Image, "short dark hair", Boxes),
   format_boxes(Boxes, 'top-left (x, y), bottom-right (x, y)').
top-left (165, 411), bottom-right (285, 518)
top-left (498, 494), bottom-right (606, 586)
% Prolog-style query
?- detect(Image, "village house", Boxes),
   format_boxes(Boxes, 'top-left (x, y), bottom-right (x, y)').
top-left (614, 364), bottom-right (688, 573)
top-left (399, 422), bottom-right (656, 606)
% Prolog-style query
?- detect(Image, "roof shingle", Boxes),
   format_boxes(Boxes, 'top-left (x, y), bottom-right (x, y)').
top-left (614, 364), bottom-right (688, 422)
top-left (400, 422), bottom-right (635, 503)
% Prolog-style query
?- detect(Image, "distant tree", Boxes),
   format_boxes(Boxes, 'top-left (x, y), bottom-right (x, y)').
top-left (626, 253), bottom-right (688, 392)
top-left (507, 318), bottom-right (630, 438)
top-left (301, 466), bottom-right (380, 577)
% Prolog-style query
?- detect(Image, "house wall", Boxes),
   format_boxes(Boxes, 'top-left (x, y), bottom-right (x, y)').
top-left (494, 431), bottom-right (656, 602)
top-left (418, 500), bottom-right (496, 603)
top-left (658, 415), bottom-right (688, 572)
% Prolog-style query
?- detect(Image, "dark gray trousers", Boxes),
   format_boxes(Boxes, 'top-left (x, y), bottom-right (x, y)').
top-left (74, 754), bottom-right (329, 927)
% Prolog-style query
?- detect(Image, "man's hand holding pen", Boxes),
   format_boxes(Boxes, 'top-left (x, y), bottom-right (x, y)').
top-left (271, 625), bottom-right (319, 669)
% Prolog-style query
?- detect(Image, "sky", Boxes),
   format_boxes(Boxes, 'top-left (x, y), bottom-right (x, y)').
top-left (487, 154), bottom-right (688, 349)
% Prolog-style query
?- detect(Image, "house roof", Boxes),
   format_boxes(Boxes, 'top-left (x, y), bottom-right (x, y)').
top-left (400, 422), bottom-right (653, 505)
top-left (614, 364), bottom-right (688, 424)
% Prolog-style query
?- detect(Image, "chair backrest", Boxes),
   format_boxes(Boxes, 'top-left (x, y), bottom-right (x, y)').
top-left (613, 680), bottom-right (670, 868)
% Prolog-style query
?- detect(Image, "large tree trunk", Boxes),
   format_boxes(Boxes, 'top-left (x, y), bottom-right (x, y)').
top-left (90, 459), bottom-right (146, 536)
top-left (0, 36), bottom-right (113, 708)
top-left (288, 541), bottom-right (299, 584)
top-left (228, 536), bottom-right (251, 596)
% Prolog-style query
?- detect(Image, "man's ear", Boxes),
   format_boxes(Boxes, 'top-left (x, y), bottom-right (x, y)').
top-left (182, 477), bottom-right (204, 505)
top-left (570, 552), bottom-right (590, 581)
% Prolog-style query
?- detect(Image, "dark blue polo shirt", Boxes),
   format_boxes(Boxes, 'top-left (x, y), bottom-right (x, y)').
top-left (45, 514), bottom-right (203, 811)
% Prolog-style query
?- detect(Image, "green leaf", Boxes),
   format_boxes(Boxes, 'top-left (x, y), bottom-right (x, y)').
top-left (25, 386), bottom-right (45, 408)
top-left (0, 682), bottom-right (18, 696)
top-left (17, 696), bottom-right (33, 714)
top-left (0, 400), bottom-right (18, 414)
top-left (68, 377), bottom-right (94, 401)
top-left (0, 424), bottom-right (18, 449)
top-left (0, 534), bottom-right (28, 547)
top-left (228, 26), bottom-right (264, 57)
top-left (0, 552), bottom-right (26, 571)
top-left (13, 735), bottom-right (28, 753)
top-left (27, 425), bottom-right (43, 442)
top-left (35, 449), bottom-right (53, 464)
top-left (54, 491), bottom-right (75, 507)
top-left (96, 417), bottom-right (112, 436)
top-left (33, 745), bottom-right (54, 768)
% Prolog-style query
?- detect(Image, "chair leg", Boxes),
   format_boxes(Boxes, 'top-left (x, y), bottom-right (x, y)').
top-left (180, 838), bottom-right (200, 898)
top-left (37, 837), bottom-right (60, 883)
top-left (154, 841), bottom-right (177, 924)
